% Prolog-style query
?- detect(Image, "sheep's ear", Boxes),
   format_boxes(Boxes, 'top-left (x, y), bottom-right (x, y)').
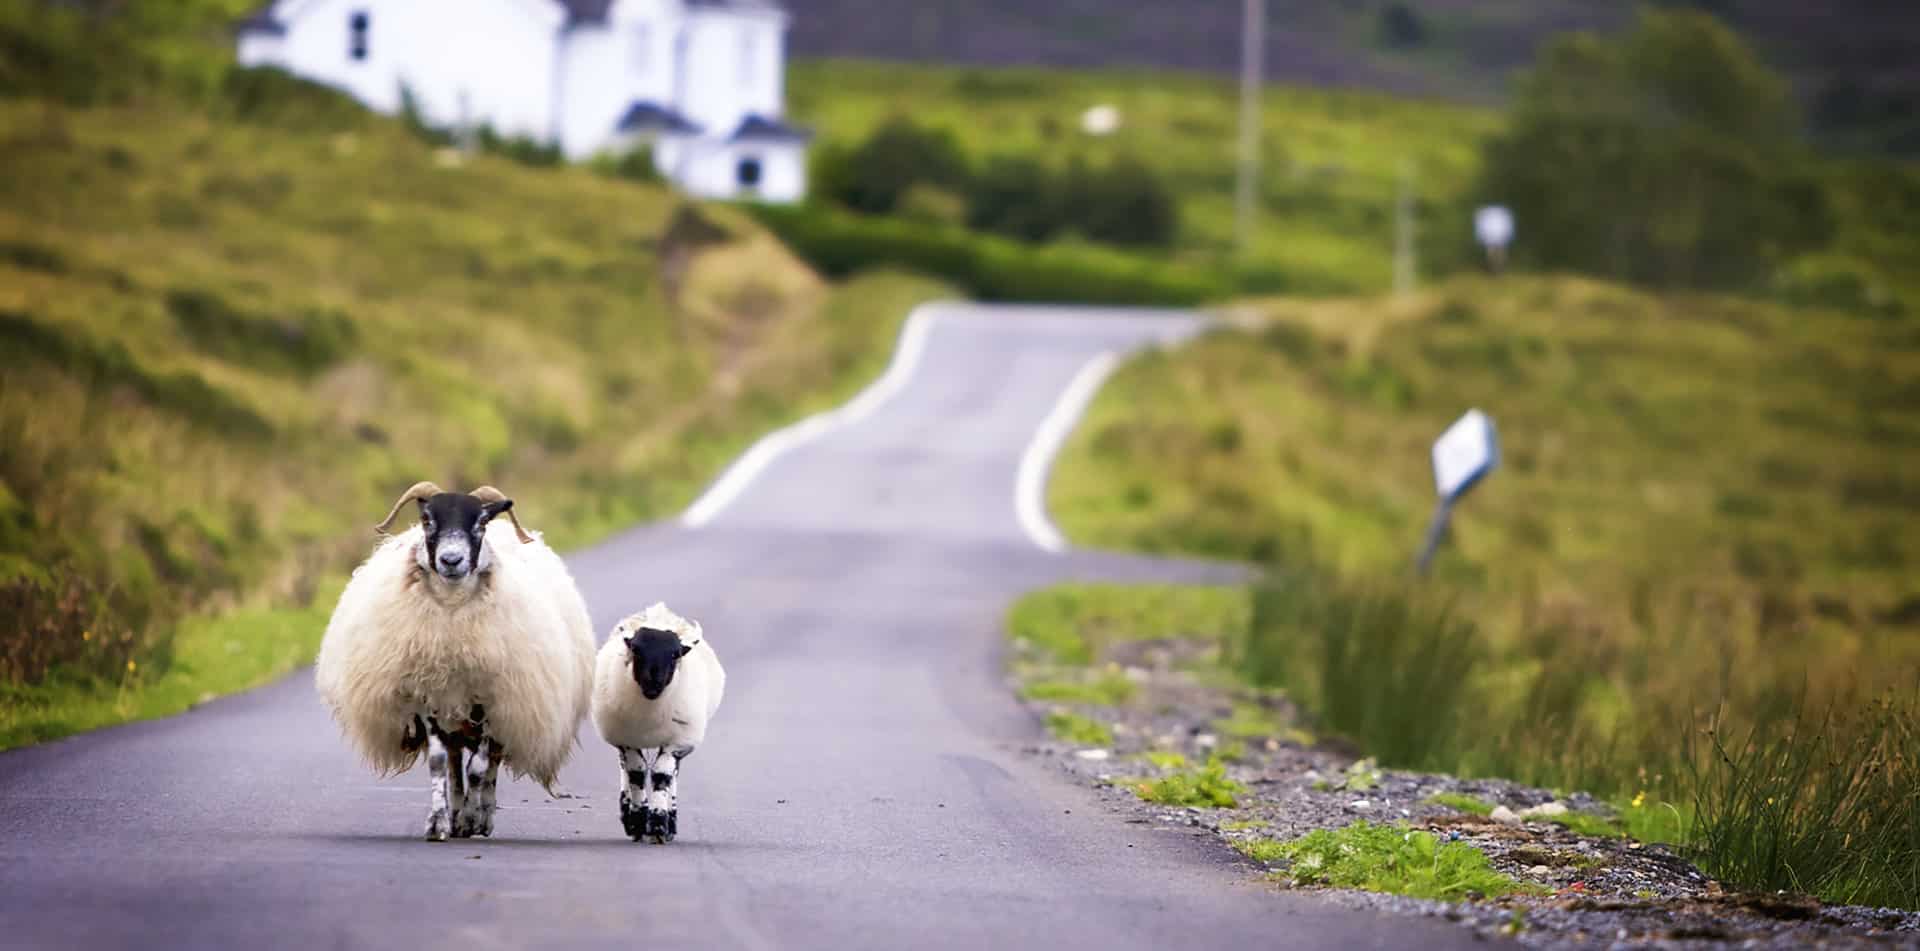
top-left (622, 633), bottom-right (636, 649)
top-left (676, 642), bottom-right (694, 659)
top-left (478, 498), bottom-right (513, 523)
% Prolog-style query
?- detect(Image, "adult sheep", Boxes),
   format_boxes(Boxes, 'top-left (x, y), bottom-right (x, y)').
top-left (316, 481), bottom-right (595, 841)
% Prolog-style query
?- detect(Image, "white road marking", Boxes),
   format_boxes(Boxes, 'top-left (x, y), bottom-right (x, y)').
top-left (680, 302), bottom-right (948, 527)
top-left (1015, 351), bottom-right (1121, 554)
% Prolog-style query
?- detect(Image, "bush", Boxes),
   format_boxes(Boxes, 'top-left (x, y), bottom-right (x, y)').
top-left (748, 202), bottom-right (1224, 305)
top-left (217, 66), bottom-right (367, 130)
top-left (963, 154), bottom-right (1179, 248)
top-left (816, 116), bottom-right (970, 215)
top-left (1474, 10), bottom-right (1831, 290)
top-left (1377, 3), bottom-right (1427, 50)
top-left (966, 155), bottom-right (1062, 241)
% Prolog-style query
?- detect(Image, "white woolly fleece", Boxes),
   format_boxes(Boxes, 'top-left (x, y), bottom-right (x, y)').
top-left (314, 521), bottom-right (595, 788)
top-left (592, 603), bottom-right (726, 752)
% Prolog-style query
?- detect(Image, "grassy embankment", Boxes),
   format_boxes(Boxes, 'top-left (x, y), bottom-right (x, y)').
top-left (0, 91), bottom-right (948, 748)
top-left (788, 59), bottom-right (1497, 296)
top-left (1025, 276), bottom-right (1920, 908)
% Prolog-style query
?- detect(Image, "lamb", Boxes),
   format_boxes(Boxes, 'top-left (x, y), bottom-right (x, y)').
top-left (315, 481), bottom-right (596, 841)
top-left (591, 602), bottom-right (725, 843)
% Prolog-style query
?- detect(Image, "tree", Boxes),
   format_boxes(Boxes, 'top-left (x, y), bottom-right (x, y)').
top-left (966, 156), bottom-right (1063, 241)
top-left (817, 117), bottom-right (969, 215)
top-left (1473, 10), bottom-right (1831, 289)
top-left (1377, 3), bottom-right (1427, 50)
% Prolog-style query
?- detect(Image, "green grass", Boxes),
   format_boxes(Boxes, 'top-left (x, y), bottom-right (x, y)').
top-left (1020, 669), bottom-right (1137, 706)
top-left (789, 60), bottom-right (1499, 296)
top-left (1045, 710), bottom-right (1114, 747)
top-left (1006, 583), bottom-right (1249, 666)
top-left (1236, 821), bottom-right (1541, 901)
top-left (0, 85), bottom-right (952, 747)
top-left (1141, 751), bottom-right (1189, 770)
top-left (1044, 275), bottom-right (1920, 907)
top-left (1132, 757), bottom-right (1244, 809)
top-left (1426, 792), bottom-right (1494, 817)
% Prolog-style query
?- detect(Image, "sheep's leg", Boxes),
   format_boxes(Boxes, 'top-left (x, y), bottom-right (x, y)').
top-left (643, 745), bottom-right (690, 843)
top-left (455, 737), bottom-right (499, 838)
top-left (424, 730), bottom-right (454, 842)
top-left (619, 747), bottom-right (654, 841)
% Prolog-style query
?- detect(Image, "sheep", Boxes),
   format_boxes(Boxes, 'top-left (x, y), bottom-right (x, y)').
top-left (591, 602), bottom-right (725, 843)
top-left (315, 481), bottom-right (596, 841)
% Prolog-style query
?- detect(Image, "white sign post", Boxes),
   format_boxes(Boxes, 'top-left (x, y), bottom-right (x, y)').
top-left (1416, 408), bottom-right (1500, 575)
top-left (1474, 204), bottom-right (1514, 273)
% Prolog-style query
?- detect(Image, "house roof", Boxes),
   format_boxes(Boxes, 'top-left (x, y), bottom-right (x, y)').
top-left (727, 114), bottom-right (811, 143)
top-left (615, 102), bottom-right (704, 136)
top-left (235, 7), bottom-right (287, 36)
top-left (555, 0), bottom-right (615, 25)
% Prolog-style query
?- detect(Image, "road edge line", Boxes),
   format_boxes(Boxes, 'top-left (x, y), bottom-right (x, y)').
top-left (680, 301), bottom-right (947, 528)
top-left (1015, 350), bottom-right (1120, 554)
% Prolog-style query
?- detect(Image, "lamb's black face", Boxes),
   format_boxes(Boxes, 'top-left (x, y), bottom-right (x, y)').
top-left (415, 493), bottom-right (511, 582)
top-left (626, 627), bottom-right (693, 700)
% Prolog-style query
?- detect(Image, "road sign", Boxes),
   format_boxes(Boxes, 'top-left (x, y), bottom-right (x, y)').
top-left (1474, 205), bottom-right (1513, 249)
top-left (1416, 409), bottom-right (1499, 575)
top-left (1432, 408), bottom-right (1499, 500)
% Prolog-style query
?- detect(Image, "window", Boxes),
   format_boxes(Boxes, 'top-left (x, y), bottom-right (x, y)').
top-left (348, 11), bottom-right (369, 62)
top-left (631, 24), bottom-right (651, 74)
top-left (736, 157), bottom-right (762, 190)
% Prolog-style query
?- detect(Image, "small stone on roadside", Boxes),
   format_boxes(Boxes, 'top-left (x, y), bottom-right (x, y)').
top-left (1529, 865), bottom-right (1551, 876)
top-left (1348, 799), bottom-right (1372, 811)
top-left (1075, 748), bottom-right (1111, 761)
top-left (1519, 801), bottom-right (1568, 818)
top-left (1489, 805), bottom-right (1523, 826)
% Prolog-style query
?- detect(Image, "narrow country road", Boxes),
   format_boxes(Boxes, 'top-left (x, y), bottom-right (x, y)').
top-left (0, 303), bottom-right (1496, 950)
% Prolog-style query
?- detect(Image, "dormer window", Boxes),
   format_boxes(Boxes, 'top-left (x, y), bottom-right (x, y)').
top-left (348, 11), bottom-right (369, 62)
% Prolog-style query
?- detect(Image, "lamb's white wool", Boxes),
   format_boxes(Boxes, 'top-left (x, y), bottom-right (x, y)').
top-left (315, 520), bottom-right (594, 790)
top-left (592, 602), bottom-right (724, 842)
top-left (591, 603), bottom-right (725, 752)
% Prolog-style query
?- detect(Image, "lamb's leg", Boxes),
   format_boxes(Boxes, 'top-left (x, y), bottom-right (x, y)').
top-left (425, 730), bottom-right (454, 842)
top-left (455, 737), bottom-right (499, 838)
top-left (619, 746), bottom-right (654, 841)
top-left (643, 745), bottom-right (691, 843)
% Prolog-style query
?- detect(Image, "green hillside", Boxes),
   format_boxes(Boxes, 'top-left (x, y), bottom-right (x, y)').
top-left (0, 78), bottom-right (948, 747)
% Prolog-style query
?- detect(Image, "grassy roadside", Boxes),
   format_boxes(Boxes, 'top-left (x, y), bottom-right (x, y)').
top-left (0, 90), bottom-right (951, 748)
top-left (1037, 277), bottom-right (1920, 908)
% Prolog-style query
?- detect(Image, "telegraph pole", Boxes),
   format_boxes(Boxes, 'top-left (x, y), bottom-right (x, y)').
top-left (1234, 0), bottom-right (1264, 256)
top-left (1394, 159), bottom-right (1417, 295)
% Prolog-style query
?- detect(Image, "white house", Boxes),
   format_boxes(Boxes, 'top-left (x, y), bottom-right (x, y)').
top-left (236, 0), bottom-right (810, 202)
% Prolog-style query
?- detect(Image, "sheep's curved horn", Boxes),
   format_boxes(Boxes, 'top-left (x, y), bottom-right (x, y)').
top-left (470, 485), bottom-right (534, 544)
top-left (374, 481), bottom-right (444, 535)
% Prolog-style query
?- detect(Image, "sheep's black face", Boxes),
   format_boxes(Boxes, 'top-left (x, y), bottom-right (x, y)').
top-left (626, 628), bottom-right (693, 700)
top-left (415, 493), bottom-right (511, 583)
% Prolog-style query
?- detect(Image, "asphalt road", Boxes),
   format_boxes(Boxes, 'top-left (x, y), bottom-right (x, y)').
top-left (0, 303), bottom-right (1496, 950)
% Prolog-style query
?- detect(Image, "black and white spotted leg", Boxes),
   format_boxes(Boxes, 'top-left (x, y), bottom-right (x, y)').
top-left (642, 746), bottom-right (693, 843)
top-left (455, 737), bottom-right (499, 838)
top-left (425, 730), bottom-right (454, 842)
top-left (618, 746), bottom-right (655, 841)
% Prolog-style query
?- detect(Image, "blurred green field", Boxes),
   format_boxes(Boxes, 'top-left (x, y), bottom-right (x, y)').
top-left (1053, 277), bottom-right (1919, 693)
top-left (789, 59), bottom-right (1498, 295)
top-left (0, 92), bottom-right (950, 747)
top-left (1044, 276), bottom-right (1920, 906)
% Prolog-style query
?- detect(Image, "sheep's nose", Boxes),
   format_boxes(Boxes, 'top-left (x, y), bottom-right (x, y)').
top-left (438, 550), bottom-right (464, 568)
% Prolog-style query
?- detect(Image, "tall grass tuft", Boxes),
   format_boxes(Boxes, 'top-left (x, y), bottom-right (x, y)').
top-left (1243, 567), bottom-right (1480, 769)
top-left (1685, 691), bottom-right (1920, 910)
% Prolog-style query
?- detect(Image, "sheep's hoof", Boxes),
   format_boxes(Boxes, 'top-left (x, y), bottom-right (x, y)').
top-left (645, 808), bottom-right (676, 844)
top-left (621, 802), bottom-right (647, 841)
top-left (425, 812), bottom-right (451, 842)
top-left (453, 808), bottom-right (489, 839)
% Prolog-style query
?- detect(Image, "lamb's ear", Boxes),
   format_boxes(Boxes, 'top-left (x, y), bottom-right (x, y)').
top-left (622, 633), bottom-right (637, 649)
top-left (676, 642), bottom-right (694, 659)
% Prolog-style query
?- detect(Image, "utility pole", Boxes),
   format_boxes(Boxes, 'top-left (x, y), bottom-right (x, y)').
top-left (1234, 0), bottom-right (1264, 257)
top-left (1394, 159), bottom-right (1417, 295)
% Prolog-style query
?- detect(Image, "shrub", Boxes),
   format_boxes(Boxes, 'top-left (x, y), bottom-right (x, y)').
top-left (747, 203), bottom-right (1224, 305)
top-left (967, 155), bottom-right (1062, 241)
top-left (1474, 10), bottom-right (1831, 290)
top-left (816, 116), bottom-right (970, 215)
